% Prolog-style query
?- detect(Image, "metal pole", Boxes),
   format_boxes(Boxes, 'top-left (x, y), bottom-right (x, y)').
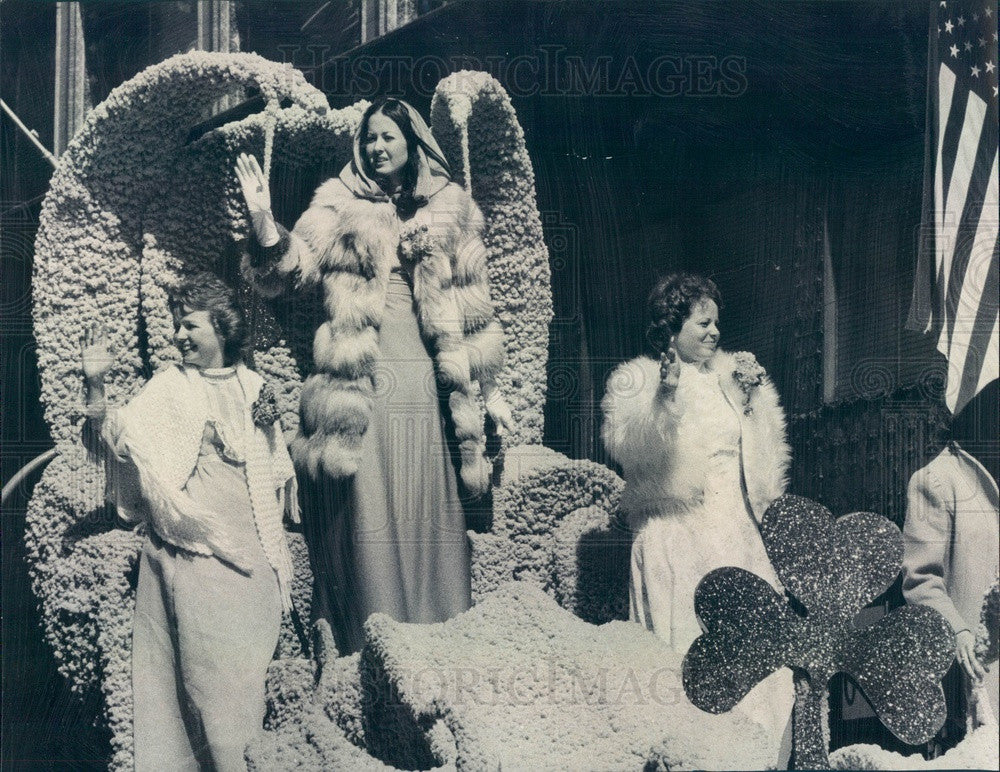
top-left (1, 449), bottom-right (59, 506)
top-left (0, 99), bottom-right (57, 167)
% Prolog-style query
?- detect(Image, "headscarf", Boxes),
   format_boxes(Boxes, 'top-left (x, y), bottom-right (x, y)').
top-left (338, 100), bottom-right (452, 211)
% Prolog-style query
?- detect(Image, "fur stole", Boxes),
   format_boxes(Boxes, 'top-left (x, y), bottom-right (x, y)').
top-left (244, 179), bottom-right (505, 495)
top-left (601, 350), bottom-right (790, 528)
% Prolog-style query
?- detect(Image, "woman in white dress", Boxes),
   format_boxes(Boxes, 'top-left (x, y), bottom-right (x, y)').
top-left (601, 273), bottom-right (794, 765)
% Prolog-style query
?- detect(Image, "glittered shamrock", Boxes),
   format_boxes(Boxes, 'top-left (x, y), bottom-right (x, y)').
top-left (683, 494), bottom-right (954, 769)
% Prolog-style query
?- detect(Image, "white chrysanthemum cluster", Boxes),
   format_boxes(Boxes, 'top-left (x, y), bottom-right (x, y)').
top-left (829, 724), bottom-right (1000, 770)
top-left (471, 445), bottom-right (625, 612)
top-left (976, 575), bottom-right (999, 666)
top-left (248, 582), bottom-right (775, 769)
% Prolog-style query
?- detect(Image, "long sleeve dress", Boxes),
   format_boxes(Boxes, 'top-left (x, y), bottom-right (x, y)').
top-left (101, 364), bottom-right (294, 771)
top-left (314, 253), bottom-right (472, 655)
top-left (602, 354), bottom-right (794, 765)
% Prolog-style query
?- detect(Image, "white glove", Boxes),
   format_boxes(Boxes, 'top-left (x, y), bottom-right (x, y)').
top-left (483, 386), bottom-right (514, 436)
top-left (235, 153), bottom-right (280, 247)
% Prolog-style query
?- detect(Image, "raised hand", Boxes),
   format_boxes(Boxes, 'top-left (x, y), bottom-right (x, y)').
top-left (81, 324), bottom-right (113, 384)
top-left (235, 153), bottom-right (281, 247)
top-left (658, 342), bottom-right (680, 397)
top-left (235, 153), bottom-right (271, 214)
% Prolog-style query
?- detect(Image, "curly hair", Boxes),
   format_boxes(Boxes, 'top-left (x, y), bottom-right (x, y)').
top-left (646, 273), bottom-right (723, 354)
top-left (168, 272), bottom-right (248, 366)
top-left (359, 98), bottom-right (422, 214)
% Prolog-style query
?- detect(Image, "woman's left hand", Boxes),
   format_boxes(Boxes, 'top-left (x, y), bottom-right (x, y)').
top-left (956, 629), bottom-right (986, 682)
top-left (484, 388), bottom-right (515, 436)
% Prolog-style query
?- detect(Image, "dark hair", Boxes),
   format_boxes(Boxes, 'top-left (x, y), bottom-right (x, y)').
top-left (646, 272), bottom-right (723, 354)
top-left (168, 272), bottom-right (248, 366)
top-left (360, 98), bottom-right (422, 214)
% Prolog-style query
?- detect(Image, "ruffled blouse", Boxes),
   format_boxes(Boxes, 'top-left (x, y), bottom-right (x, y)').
top-left (199, 367), bottom-right (248, 463)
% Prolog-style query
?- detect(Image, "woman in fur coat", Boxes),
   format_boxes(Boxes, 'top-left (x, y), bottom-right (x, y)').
top-left (601, 273), bottom-right (793, 765)
top-left (235, 98), bottom-right (513, 653)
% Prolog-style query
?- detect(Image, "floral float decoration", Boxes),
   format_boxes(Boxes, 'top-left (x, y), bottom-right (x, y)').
top-left (683, 494), bottom-right (955, 769)
top-left (432, 70), bottom-right (553, 445)
top-left (28, 52), bottom-right (553, 770)
top-left (976, 574), bottom-right (999, 667)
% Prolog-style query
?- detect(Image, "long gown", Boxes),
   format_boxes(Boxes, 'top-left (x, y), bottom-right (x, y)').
top-left (628, 365), bottom-right (793, 762)
top-left (129, 369), bottom-right (281, 771)
top-left (309, 266), bottom-right (471, 655)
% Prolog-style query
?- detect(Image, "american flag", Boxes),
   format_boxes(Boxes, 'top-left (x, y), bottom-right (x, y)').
top-left (908, 0), bottom-right (998, 416)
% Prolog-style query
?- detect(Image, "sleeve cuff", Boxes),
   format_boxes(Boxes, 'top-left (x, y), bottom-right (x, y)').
top-left (247, 225), bottom-right (290, 270)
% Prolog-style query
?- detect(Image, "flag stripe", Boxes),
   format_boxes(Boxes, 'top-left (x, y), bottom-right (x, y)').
top-left (944, 101), bottom-right (996, 346)
top-left (974, 228), bottom-right (999, 404)
top-left (948, 147), bottom-right (998, 412)
top-left (934, 63), bottom-right (957, 324)
top-left (939, 65), bottom-right (964, 199)
top-left (953, 245), bottom-right (999, 411)
top-left (937, 87), bottom-right (986, 347)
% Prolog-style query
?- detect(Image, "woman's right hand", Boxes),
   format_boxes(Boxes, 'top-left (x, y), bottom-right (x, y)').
top-left (81, 324), bottom-right (113, 384)
top-left (235, 153), bottom-right (272, 213)
top-left (658, 344), bottom-right (680, 399)
top-left (235, 153), bottom-right (281, 247)
top-left (956, 629), bottom-right (986, 682)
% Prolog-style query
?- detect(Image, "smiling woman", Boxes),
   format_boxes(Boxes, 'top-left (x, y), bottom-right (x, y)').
top-left (364, 112), bottom-right (409, 187)
top-left (234, 97), bottom-right (514, 655)
top-left (173, 309), bottom-right (225, 369)
top-left (81, 272), bottom-right (296, 771)
top-left (601, 271), bottom-right (795, 768)
top-left (168, 278), bottom-right (248, 371)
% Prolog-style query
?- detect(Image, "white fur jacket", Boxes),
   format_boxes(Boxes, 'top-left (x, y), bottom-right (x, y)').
top-left (243, 179), bottom-right (504, 494)
top-left (601, 350), bottom-right (790, 528)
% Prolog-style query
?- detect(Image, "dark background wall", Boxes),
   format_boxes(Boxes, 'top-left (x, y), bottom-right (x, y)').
top-left (4, 0), bottom-right (994, 766)
top-left (307, 0), bottom-right (945, 479)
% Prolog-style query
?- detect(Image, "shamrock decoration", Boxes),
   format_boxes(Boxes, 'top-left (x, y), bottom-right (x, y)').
top-left (683, 494), bottom-right (954, 769)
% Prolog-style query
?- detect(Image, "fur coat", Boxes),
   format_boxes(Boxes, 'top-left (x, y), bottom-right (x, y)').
top-left (243, 178), bottom-right (504, 494)
top-left (601, 350), bottom-right (790, 528)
